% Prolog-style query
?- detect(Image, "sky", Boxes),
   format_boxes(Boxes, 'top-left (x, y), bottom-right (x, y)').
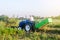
top-left (0, 0), bottom-right (60, 17)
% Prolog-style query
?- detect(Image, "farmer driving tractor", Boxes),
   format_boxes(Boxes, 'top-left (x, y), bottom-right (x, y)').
top-left (18, 15), bottom-right (52, 32)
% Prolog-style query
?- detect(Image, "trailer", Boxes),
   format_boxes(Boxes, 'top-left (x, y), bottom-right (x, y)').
top-left (18, 18), bottom-right (52, 32)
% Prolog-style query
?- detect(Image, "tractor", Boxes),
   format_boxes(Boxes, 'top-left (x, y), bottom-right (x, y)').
top-left (18, 18), bottom-right (52, 32)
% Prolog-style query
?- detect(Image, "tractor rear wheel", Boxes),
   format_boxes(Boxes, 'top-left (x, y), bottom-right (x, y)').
top-left (24, 24), bottom-right (31, 33)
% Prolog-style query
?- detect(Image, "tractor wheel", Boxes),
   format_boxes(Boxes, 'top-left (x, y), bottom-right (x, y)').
top-left (24, 24), bottom-right (31, 33)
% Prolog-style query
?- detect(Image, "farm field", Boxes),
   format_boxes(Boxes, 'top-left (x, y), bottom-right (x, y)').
top-left (0, 17), bottom-right (60, 40)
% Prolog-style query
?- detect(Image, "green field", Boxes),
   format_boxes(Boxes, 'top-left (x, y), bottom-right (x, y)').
top-left (0, 17), bottom-right (60, 40)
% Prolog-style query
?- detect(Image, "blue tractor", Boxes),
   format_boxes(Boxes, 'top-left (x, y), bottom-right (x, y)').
top-left (18, 20), bottom-right (35, 32)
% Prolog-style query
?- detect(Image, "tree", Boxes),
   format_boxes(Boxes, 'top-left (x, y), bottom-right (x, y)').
top-left (0, 15), bottom-right (8, 21)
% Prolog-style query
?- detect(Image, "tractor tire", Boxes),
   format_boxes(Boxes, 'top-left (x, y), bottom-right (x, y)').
top-left (24, 24), bottom-right (31, 33)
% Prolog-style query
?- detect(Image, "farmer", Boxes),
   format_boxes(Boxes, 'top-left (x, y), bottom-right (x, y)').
top-left (29, 15), bottom-right (34, 21)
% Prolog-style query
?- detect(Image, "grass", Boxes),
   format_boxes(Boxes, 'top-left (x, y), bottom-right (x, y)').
top-left (0, 19), bottom-right (60, 40)
top-left (0, 27), bottom-right (60, 40)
